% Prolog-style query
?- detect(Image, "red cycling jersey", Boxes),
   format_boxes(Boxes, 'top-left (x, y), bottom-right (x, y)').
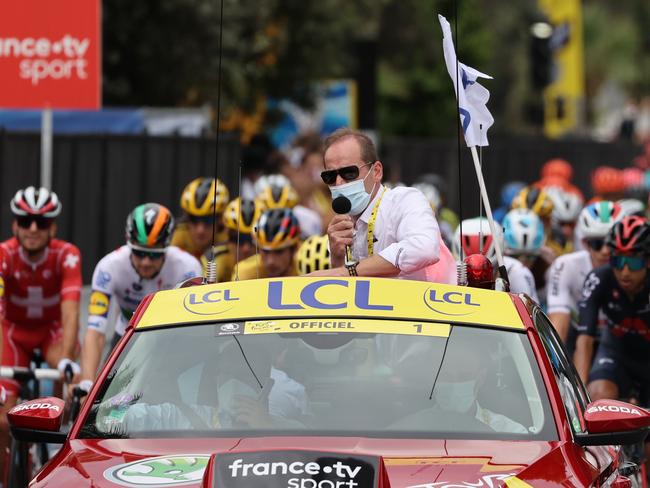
top-left (0, 237), bottom-right (82, 326)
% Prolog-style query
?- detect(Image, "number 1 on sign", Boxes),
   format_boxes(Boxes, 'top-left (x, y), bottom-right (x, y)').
top-left (413, 324), bottom-right (422, 333)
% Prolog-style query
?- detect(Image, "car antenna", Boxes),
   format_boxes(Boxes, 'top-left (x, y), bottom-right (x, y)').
top-left (428, 326), bottom-right (454, 400)
top-left (232, 336), bottom-right (263, 389)
top-left (205, 0), bottom-right (225, 285)
top-left (453, 0), bottom-right (466, 287)
top-left (234, 162), bottom-right (242, 281)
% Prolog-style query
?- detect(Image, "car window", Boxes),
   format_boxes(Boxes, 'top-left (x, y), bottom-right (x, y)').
top-left (534, 308), bottom-right (588, 434)
top-left (79, 321), bottom-right (556, 441)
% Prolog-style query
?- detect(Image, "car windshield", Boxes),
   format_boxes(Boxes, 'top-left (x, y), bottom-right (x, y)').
top-left (79, 319), bottom-right (556, 440)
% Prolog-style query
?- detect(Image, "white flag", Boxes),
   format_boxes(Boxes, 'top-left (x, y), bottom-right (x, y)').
top-left (438, 14), bottom-right (494, 147)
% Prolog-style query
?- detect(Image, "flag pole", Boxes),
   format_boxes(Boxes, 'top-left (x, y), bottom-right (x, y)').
top-left (469, 145), bottom-right (509, 287)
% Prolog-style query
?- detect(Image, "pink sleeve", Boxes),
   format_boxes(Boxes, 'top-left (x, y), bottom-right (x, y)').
top-left (424, 241), bottom-right (457, 285)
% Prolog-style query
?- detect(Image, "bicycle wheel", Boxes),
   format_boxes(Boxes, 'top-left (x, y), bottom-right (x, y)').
top-left (6, 437), bottom-right (30, 488)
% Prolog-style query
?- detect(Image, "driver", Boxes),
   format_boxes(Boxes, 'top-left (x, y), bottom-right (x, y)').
top-left (431, 339), bottom-right (527, 434)
top-left (385, 332), bottom-right (527, 434)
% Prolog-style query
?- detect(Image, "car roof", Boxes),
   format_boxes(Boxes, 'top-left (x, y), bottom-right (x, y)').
top-left (135, 277), bottom-right (526, 331)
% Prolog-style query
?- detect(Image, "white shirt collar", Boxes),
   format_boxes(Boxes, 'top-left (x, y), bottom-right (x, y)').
top-left (359, 184), bottom-right (386, 224)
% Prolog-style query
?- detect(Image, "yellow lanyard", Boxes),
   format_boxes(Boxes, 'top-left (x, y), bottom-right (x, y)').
top-left (367, 187), bottom-right (388, 256)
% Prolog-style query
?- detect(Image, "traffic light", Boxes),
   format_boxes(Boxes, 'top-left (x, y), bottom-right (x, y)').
top-left (530, 22), bottom-right (553, 89)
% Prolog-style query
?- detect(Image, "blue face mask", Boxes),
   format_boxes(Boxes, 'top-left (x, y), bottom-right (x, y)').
top-left (329, 169), bottom-right (375, 216)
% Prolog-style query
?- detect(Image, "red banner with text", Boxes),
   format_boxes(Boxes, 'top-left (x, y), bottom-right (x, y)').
top-left (0, 0), bottom-right (101, 109)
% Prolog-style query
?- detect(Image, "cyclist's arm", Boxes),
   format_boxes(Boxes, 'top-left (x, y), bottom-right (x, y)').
top-left (0, 248), bottom-right (6, 358)
top-left (60, 300), bottom-right (80, 360)
top-left (81, 262), bottom-right (114, 383)
top-left (548, 312), bottom-right (571, 343)
top-left (59, 245), bottom-right (82, 361)
top-left (573, 271), bottom-right (603, 384)
top-left (546, 258), bottom-right (574, 341)
top-left (574, 334), bottom-right (594, 385)
top-left (81, 328), bottom-right (105, 382)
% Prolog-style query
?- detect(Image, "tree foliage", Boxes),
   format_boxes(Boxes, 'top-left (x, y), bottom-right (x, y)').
top-left (102, 0), bottom-right (648, 138)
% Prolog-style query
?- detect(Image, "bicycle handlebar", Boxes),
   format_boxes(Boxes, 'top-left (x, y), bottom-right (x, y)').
top-left (0, 366), bottom-right (61, 382)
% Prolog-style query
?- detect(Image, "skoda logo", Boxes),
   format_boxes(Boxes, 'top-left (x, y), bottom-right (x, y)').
top-left (104, 455), bottom-right (210, 487)
top-left (220, 323), bottom-right (240, 333)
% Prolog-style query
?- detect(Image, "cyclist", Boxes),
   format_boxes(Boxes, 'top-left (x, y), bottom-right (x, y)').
top-left (545, 186), bottom-right (584, 252)
top-left (219, 197), bottom-right (264, 276)
top-left (547, 202), bottom-right (623, 347)
top-left (79, 204), bottom-right (202, 389)
top-left (574, 216), bottom-right (650, 400)
top-left (256, 174), bottom-right (321, 239)
top-left (231, 208), bottom-right (300, 280)
top-left (452, 217), bottom-right (538, 300)
top-left (493, 181), bottom-right (525, 224)
top-left (590, 166), bottom-right (626, 202)
top-left (296, 235), bottom-right (331, 275)
top-left (0, 186), bottom-right (82, 479)
top-left (172, 177), bottom-right (230, 259)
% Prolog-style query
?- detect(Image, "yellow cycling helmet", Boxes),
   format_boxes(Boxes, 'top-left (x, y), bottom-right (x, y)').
top-left (223, 198), bottom-right (263, 235)
top-left (256, 174), bottom-right (299, 209)
top-left (180, 177), bottom-right (230, 217)
top-left (511, 186), bottom-right (554, 219)
top-left (254, 208), bottom-right (301, 251)
top-left (296, 235), bottom-right (331, 275)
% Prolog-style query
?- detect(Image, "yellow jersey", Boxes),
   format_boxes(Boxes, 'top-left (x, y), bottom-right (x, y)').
top-left (231, 254), bottom-right (298, 281)
top-left (200, 243), bottom-right (235, 283)
top-left (171, 220), bottom-right (228, 260)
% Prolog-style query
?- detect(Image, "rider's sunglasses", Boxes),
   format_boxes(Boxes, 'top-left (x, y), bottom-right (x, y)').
top-left (320, 162), bottom-right (374, 186)
top-left (586, 238), bottom-right (607, 251)
top-left (16, 216), bottom-right (53, 230)
top-left (188, 215), bottom-right (215, 225)
top-left (131, 248), bottom-right (166, 260)
top-left (610, 254), bottom-right (646, 271)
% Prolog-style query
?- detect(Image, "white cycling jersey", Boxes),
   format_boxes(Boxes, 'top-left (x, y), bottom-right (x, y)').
top-left (504, 256), bottom-right (538, 302)
top-left (88, 245), bottom-right (202, 337)
top-left (546, 250), bottom-right (592, 316)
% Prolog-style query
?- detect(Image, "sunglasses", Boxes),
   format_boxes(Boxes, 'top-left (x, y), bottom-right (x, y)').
top-left (16, 216), bottom-right (53, 230)
top-left (586, 238), bottom-right (606, 251)
top-left (321, 162), bottom-right (374, 185)
top-left (131, 248), bottom-right (166, 260)
top-left (188, 215), bottom-right (216, 225)
top-left (610, 254), bottom-right (646, 271)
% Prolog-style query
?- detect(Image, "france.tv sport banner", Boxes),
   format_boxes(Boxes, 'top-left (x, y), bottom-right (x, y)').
top-left (0, 0), bottom-right (101, 109)
top-left (214, 450), bottom-right (380, 488)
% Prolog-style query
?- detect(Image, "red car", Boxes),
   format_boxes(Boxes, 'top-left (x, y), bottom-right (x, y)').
top-left (9, 277), bottom-right (650, 487)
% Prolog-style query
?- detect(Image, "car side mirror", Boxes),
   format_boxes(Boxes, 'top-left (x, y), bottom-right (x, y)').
top-left (7, 397), bottom-right (67, 444)
top-left (575, 399), bottom-right (650, 446)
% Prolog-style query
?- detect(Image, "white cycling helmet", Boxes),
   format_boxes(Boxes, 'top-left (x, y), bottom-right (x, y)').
top-left (10, 186), bottom-right (62, 218)
top-left (502, 209), bottom-right (544, 256)
top-left (412, 182), bottom-right (441, 211)
top-left (577, 201), bottom-right (624, 239)
top-left (452, 217), bottom-right (503, 262)
top-left (546, 186), bottom-right (584, 223)
top-left (617, 198), bottom-right (646, 217)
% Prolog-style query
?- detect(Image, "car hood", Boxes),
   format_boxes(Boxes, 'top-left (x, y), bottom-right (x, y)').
top-left (33, 436), bottom-right (588, 487)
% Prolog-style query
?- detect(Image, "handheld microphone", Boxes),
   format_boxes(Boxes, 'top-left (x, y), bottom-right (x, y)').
top-left (331, 196), bottom-right (357, 272)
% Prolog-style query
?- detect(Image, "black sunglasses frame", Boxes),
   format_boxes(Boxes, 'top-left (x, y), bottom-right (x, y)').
top-left (131, 248), bottom-right (166, 260)
top-left (16, 216), bottom-right (54, 230)
top-left (321, 162), bottom-right (374, 185)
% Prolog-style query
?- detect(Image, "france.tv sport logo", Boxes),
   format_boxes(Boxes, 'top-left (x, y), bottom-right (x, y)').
top-left (0, 35), bottom-right (91, 85)
top-left (216, 450), bottom-right (379, 488)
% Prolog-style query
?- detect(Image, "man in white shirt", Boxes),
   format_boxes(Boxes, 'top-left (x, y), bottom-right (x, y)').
top-left (308, 128), bottom-right (455, 283)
